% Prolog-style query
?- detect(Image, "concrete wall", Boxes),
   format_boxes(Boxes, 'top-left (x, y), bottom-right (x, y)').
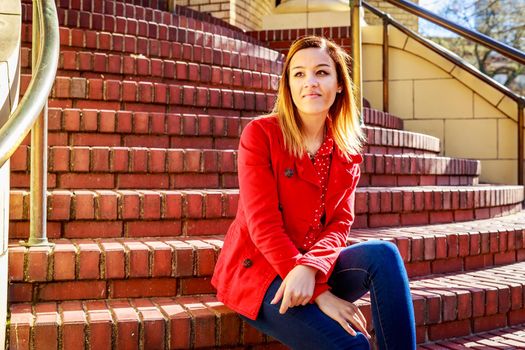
top-left (364, 1), bottom-right (419, 32)
top-left (362, 25), bottom-right (523, 184)
top-left (177, 1), bottom-right (419, 31)
top-left (0, 1), bottom-right (21, 347)
top-left (175, 0), bottom-right (274, 31)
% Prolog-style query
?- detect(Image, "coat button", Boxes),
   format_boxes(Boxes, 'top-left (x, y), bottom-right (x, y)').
top-left (243, 258), bottom-right (253, 268)
top-left (284, 168), bottom-right (294, 177)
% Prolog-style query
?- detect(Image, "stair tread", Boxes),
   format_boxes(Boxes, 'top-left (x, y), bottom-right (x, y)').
top-left (9, 261), bottom-right (525, 346)
top-left (8, 211), bottom-right (525, 285)
top-left (12, 144), bottom-right (480, 175)
top-left (419, 324), bottom-right (525, 349)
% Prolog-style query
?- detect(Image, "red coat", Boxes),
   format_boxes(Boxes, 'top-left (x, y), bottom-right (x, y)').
top-left (211, 115), bottom-right (362, 320)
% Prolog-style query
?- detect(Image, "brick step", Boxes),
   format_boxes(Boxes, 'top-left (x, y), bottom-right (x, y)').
top-left (8, 262), bottom-right (525, 348)
top-left (21, 40), bottom-right (280, 83)
top-left (7, 296), bottom-right (285, 350)
top-left (22, 0), bottom-right (256, 49)
top-left (10, 145), bottom-right (479, 189)
top-left (351, 211), bottom-right (525, 277)
top-left (418, 324), bottom-right (525, 349)
top-left (21, 22), bottom-right (281, 76)
top-left (19, 73), bottom-right (276, 114)
top-left (8, 212), bottom-right (525, 302)
top-left (20, 49), bottom-right (280, 94)
top-left (8, 186), bottom-right (524, 240)
top-left (20, 108), bottom-right (434, 154)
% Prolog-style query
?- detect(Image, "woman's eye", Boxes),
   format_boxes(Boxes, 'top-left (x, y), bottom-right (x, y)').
top-left (293, 72), bottom-right (304, 77)
top-left (317, 70), bottom-right (329, 76)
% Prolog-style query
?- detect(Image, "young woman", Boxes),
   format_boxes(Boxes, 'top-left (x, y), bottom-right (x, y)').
top-left (211, 36), bottom-right (416, 350)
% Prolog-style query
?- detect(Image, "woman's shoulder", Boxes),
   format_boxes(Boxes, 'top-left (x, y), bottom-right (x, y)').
top-left (241, 114), bottom-right (280, 138)
top-left (248, 113), bottom-right (279, 129)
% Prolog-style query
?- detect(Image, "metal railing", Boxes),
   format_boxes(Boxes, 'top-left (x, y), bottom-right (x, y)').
top-left (0, 0), bottom-right (59, 246)
top-left (351, 0), bottom-right (525, 185)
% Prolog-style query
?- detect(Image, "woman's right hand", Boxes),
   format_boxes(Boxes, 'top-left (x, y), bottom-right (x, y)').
top-left (314, 290), bottom-right (371, 339)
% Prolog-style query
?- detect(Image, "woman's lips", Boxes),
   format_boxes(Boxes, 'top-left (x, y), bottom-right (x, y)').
top-left (303, 93), bottom-right (321, 98)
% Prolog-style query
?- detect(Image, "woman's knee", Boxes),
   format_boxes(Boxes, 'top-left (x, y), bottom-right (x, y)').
top-left (366, 240), bottom-right (401, 263)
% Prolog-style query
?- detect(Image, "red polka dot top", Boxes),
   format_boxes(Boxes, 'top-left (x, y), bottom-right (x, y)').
top-left (302, 128), bottom-right (334, 251)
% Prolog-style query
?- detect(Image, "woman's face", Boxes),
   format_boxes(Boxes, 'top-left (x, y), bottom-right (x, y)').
top-left (288, 47), bottom-right (341, 121)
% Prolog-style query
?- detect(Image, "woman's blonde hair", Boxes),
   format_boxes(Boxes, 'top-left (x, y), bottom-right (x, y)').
top-left (273, 35), bottom-right (366, 159)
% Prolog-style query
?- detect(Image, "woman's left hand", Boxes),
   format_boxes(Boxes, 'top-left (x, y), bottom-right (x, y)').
top-left (270, 264), bottom-right (317, 314)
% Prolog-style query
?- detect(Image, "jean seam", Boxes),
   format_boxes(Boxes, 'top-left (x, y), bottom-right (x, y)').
top-left (370, 278), bottom-right (389, 350)
top-left (332, 267), bottom-right (389, 350)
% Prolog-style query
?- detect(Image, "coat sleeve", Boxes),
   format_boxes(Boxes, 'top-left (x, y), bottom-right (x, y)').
top-left (297, 164), bottom-right (361, 292)
top-left (238, 120), bottom-right (303, 279)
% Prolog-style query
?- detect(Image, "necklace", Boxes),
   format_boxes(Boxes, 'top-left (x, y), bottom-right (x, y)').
top-left (306, 125), bottom-right (326, 160)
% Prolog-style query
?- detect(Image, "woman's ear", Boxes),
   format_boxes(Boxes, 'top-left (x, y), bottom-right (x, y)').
top-left (337, 86), bottom-right (342, 93)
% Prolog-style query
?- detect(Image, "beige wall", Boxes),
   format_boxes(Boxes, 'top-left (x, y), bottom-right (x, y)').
top-left (362, 25), bottom-right (523, 184)
top-left (175, 0), bottom-right (274, 31)
top-left (0, 1), bottom-right (21, 347)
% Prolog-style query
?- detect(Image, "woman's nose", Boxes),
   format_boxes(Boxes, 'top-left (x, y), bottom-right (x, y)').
top-left (304, 77), bottom-right (319, 88)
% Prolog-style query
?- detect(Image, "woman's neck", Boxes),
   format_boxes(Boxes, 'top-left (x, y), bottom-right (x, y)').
top-left (301, 115), bottom-right (327, 156)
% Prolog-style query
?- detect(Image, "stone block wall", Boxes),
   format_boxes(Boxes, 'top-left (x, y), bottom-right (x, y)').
top-left (175, 0), bottom-right (274, 31)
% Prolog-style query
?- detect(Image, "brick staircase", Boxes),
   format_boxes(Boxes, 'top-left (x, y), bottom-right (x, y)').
top-left (6, 0), bottom-right (525, 349)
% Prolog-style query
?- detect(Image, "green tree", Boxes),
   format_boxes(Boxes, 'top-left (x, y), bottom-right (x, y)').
top-left (425, 0), bottom-right (525, 95)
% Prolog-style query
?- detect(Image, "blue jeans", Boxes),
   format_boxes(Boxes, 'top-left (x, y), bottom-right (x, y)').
top-left (240, 241), bottom-right (416, 350)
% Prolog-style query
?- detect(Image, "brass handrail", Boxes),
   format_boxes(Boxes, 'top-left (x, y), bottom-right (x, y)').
top-left (360, 1), bottom-right (525, 185)
top-left (385, 0), bottom-right (525, 65)
top-left (350, 0), bottom-right (363, 122)
top-left (0, 0), bottom-right (58, 166)
top-left (0, 0), bottom-right (59, 246)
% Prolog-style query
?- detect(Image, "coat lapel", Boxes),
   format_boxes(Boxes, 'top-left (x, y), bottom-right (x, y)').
top-left (294, 154), bottom-right (321, 187)
top-left (325, 150), bottom-right (362, 221)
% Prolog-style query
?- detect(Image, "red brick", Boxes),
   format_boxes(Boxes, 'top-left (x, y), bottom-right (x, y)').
top-left (143, 240), bottom-right (173, 277)
top-left (91, 147), bottom-right (110, 171)
top-left (110, 278), bottom-right (177, 298)
top-left (156, 298), bottom-right (191, 349)
top-left (140, 190), bottom-right (162, 219)
top-left (27, 247), bottom-right (51, 282)
top-left (60, 174), bottom-right (115, 189)
top-left (117, 174), bottom-right (169, 189)
top-left (473, 313), bottom-right (507, 332)
top-left (60, 301), bottom-right (87, 350)
top-left (77, 240), bottom-right (101, 280)
top-left (50, 147), bottom-right (70, 172)
top-left (34, 303), bottom-right (59, 350)
top-left (38, 281), bottom-right (106, 301)
top-left (85, 301), bottom-right (113, 350)
top-left (98, 241), bottom-right (125, 279)
top-left (95, 190), bottom-right (119, 220)
top-left (108, 300), bottom-right (140, 349)
top-left (8, 246), bottom-right (26, 281)
top-left (179, 297), bottom-right (216, 347)
top-left (134, 300), bottom-right (166, 350)
top-left (9, 303), bottom-right (32, 349)
top-left (72, 190), bottom-right (96, 219)
top-left (125, 221), bottom-right (181, 237)
top-left (428, 320), bottom-right (471, 341)
top-left (53, 243), bottom-right (76, 280)
top-left (161, 191), bottom-right (183, 219)
top-left (64, 221), bottom-right (123, 238)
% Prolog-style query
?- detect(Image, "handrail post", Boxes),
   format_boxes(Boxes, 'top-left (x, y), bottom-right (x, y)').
top-left (382, 15), bottom-right (390, 113)
top-left (351, 0), bottom-right (363, 124)
top-left (22, 0), bottom-right (53, 247)
top-left (519, 102), bottom-right (524, 186)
